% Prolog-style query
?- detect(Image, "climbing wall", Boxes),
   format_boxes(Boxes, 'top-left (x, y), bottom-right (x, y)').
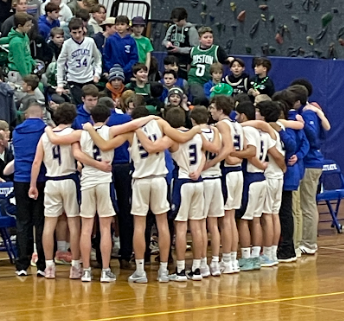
top-left (151, 0), bottom-right (344, 59)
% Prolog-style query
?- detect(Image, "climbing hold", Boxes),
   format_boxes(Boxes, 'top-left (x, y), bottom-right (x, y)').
top-left (249, 19), bottom-right (260, 37)
top-left (245, 45), bottom-right (252, 54)
top-left (332, 8), bottom-right (339, 14)
top-left (275, 33), bottom-right (283, 44)
top-left (269, 46), bottom-right (276, 53)
top-left (291, 15), bottom-right (299, 22)
top-left (237, 10), bottom-right (246, 22)
top-left (269, 15), bottom-right (275, 22)
top-left (230, 2), bottom-right (236, 12)
top-left (209, 13), bottom-right (215, 24)
top-left (215, 22), bottom-right (222, 33)
top-left (300, 22), bottom-right (307, 32)
top-left (321, 12), bottom-right (333, 28)
top-left (338, 27), bottom-right (344, 39)
top-left (338, 38), bottom-right (344, 46)
top-left (261, 43), bottom-right (269, 55)
top-left (191, 0), bottom-right (199, 8)
top-left (261, 14), bottom-right (266, 22)
top-left (231, 24), bottom-right (237, 30)
top-left (201, 1), bottom-right (207, 11)
top-left (306, 36), bottom-right (314, 45)
top-left (284, 1), bottom-right (293, 9)
top-left (200, 11), bottom-right (207, 23)
top-left (315, 27), bottom-right (327, 43)
top-left (216, 0), bottom-right (223, 5)
top-left (314, 48), bottom-right (322, 56)
top-left (259, 4), bottom-right (268, 10)
top-left (328, 43), bottom-right (337, 59)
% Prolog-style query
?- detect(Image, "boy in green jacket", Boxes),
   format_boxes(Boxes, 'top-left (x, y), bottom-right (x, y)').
top-left (8, 12), bottom-right (36, 78)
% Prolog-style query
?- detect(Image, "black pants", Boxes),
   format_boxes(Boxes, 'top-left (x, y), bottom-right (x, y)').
top-left (68, 81), bottom-right (93, 106)
top-left (278, 191), bottom-right (296, 258)
top-left (113, 163), bottom-right (133, 262)
top-left (14, 181), bottom-right (45, 271)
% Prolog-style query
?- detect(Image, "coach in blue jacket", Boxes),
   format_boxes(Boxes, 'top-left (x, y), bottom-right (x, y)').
top-left (103, 15), bottom-right (139, 83)
top-left (13, 102), bottom-right (46, 276)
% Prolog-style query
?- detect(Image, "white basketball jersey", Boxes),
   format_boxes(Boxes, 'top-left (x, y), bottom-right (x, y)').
top-left (130, 120), bottom-right (168, 179)
top-left (243, 126), bottom-right (275, 173)
top-left (265, 126), bottom-right (285, 179)
top-left (222, 118), bottom-right (244, 167)
top-left (172, 133), bottom-right (203, 179)
top-left (42, 127), bottom-right (76, 177)
top-left (80, 125), bottom-right (113, 189)
top-left (201, 127), bottom-right (221, 178)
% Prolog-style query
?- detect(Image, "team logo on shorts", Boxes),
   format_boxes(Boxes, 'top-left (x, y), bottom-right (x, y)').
top-left (171, 204), bottom-right (176, 211)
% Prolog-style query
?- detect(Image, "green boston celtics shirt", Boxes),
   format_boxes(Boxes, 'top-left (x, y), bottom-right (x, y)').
top-left (188, 45), bottom-right (219, 85)
top-left (132, 35), bottom-right (154, 64)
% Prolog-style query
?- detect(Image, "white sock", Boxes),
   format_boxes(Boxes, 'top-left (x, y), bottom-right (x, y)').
top-left (223, 253), bottom-right (231, 263)
top-left (241, 247), bottom-right (251, 259)
top-left (160, 262), bottom-right (168, 270)
top-left (263, 246), bottom-right (272, 260)
top-left (201, 257), bottom-right (207, 267)
top-left (33, 242), bottom-right (37, 253)
top-left (271, 245), bottom-right (278, 259)
top-left (46, 260), bottom-right (54, 267)
top-left (102, 267), bottom-right (110, 272)
top-left (177, 260), bottom-right (185, 273)
top-left (83, 267), bottom-right (91, 271)
top-left (230, 252), bottom-right (237, 262)
top-left (72, 260), bottom-right (80, 269)
top-left (211, 256), bottom-right (219, 263)
top-left (57, 241), bottom-right (66, 252)
top-left (135, 259), bottom-right (144, 274)
top-left (251, 246), bottom-right (261, 258)
top-left (192, 259), bottom-right (201, 271)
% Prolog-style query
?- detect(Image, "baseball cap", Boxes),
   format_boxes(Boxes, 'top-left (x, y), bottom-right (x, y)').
top-left (132, 16), bottom-right (146, 26)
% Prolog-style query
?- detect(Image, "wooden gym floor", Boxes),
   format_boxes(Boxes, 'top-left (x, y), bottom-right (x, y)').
top-left (1, 205), bottom-right (344, 321)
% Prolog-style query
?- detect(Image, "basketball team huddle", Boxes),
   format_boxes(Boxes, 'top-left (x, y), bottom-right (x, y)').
top-left (27, 93), bottom-right (301, 283)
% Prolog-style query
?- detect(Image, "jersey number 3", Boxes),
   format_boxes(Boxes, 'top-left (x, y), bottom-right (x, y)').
top-left (189, 144), bottom-right (198, 165)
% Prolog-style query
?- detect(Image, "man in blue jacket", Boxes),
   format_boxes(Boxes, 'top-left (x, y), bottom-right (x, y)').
top-left (13, 102), bottom-right (46, 276)
top-left (289, 84), bottom-right (330, 255)
top-left (72, 84), bottom-right (98, 129)
top-left (103, 15), bottom-right (139, 83)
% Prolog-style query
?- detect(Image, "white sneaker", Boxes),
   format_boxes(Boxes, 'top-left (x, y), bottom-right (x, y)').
top-left (210, 262), bottom-right (221, 276)
top-left (15, 270), bottom-right (27, 276)
top-left (220, 261), bottom-right (234, 274)
top-left (100, 268), bottom-right (116, 283)
top-left (81, 269), bottom-right (92, 282)
top-left (200, 265), bottom-right (210, 278)
top-left (295, 248), bottom-right (302, 258)
top-left (299, 245), bottom-right (317, 255)
top-left (232, 260), bottom-right (240, 273)
top-left (37, 270), bottom-right (45, 277)
top-left (157, 268), bottom-right (169, 283)
top-left (128, 271), bottom-right (148, 283)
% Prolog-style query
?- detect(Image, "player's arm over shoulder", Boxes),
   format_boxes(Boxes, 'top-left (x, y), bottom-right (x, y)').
top-left (158, 119), bottom-right (201, 143)
top-left (136, 128), bottom-right (173, 153)
top-left (45, 127), bottom-right (81, 145)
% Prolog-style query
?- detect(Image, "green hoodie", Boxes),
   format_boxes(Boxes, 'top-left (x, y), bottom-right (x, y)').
top-left (8, 28), bottom-right (36, 77)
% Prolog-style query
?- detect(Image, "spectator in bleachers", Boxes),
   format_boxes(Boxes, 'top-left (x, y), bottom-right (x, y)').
top-left (102, 65), bottom-right (128, 101)
top-left (0, 0), bottom-right (13, 29)
top-left (203, 62), bottom-right (223, 100)
top-left (40, 0), bottom-right (73, 26)
top-left (92, 17), bottom-right (116, 55)
top-left (0, 129), bottom-right (14, 181)
top-left (1, 0), bottom-right (39, 38)
top-left (7, 13), bottom-right (36, 78)
top-left (103, 15), bottom-right (138, 83)
top-left (0, 82), bottom-right (17, 126)
top-left (27, 0), bottom-right (41, 20)
top-left (162, 7), bottom-right (199, 79)
top-left (125, 63), bottom-right (151, 103)
top-left (131, 16), bottom-right (153, 73)
top-left (62, 8), bottom-right (94, 40)
top-left (47, 27), bottom-right (64, 62)
top-left (68, 0), bottom-right (97, 16)
top-left (38, 2), bottom-right (60, 41)
top-left (162, 55), bottom-right (188, 91)
top-left (223, 58), bottom-right (250, 96)
top-left (88, 4), bottom-right (106, 34)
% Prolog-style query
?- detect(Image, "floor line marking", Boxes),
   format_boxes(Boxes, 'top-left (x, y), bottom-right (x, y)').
top-left (320, 246), bottom-right (344, 252)
top-left (86, 290), bottom-right (344, 321)
top-left (284, 302), bottom-right (344, 314)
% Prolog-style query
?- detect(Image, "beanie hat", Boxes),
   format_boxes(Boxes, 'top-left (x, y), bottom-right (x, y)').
top-left (168, 87), bottom-right (184, 101)
top-left (109, 64), bottom-right (125, 82)
top-left (210, 83), bottom-right (233, 98)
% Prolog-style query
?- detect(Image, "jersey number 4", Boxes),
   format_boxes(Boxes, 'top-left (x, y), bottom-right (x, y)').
top-left (138, 134), bottom-right (158, 159)
top-left (76, 58), bottom-right (88, 68)
top-left (52, 145), bottom-right (61, 165)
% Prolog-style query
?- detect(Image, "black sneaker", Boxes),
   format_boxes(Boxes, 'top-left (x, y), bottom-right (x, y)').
top-left (186, 268), bottom-right (202, 281)
top-left (277, 252), bottom-right (297, 263)
top-left (169, 268), bottom-right (187, 282)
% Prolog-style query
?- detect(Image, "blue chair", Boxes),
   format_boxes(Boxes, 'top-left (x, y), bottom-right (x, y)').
top-left (317, 160), bottom-right (344, 233)
top-left (0, 182), bottom-right (17, 263)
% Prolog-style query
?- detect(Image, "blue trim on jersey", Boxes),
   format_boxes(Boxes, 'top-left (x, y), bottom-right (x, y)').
top-left (170, 177), bottom-right (203, 220)
top-left (236, 172), bottom-right (265, 219)
top-left (46, 172), bottom-right (81, 204)
top-left (109, 182), bottom-right (119, 213)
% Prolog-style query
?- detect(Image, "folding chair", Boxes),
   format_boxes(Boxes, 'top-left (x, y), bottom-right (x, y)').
top-left (0, 182), bottom-right (17, 263)
top-left (316, 159), bottom-right (344, 233)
